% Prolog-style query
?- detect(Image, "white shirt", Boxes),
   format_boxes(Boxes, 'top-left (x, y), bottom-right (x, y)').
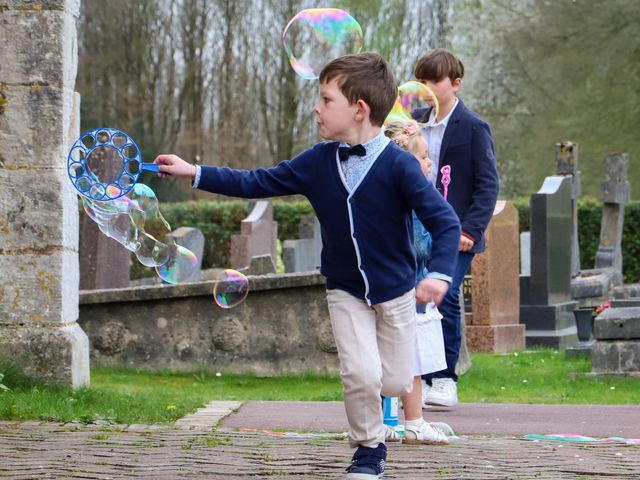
top-left (423, 97), bottom-right (459, 186)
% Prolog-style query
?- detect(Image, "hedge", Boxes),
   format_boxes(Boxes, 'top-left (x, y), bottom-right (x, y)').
top-left (117, 198), bottom-right (639, 282)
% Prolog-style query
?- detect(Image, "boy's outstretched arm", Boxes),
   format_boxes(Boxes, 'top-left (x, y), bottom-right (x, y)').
top-left (154, 154), bottom-right (196, 180)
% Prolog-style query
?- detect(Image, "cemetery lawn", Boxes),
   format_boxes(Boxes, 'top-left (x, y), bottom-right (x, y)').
top-left (0, 349), bottom-right (637, 424)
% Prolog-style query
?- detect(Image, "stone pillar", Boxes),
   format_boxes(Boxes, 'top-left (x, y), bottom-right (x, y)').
top-left (466, 201), bottom-right (525, 353)
top-left (595, 153), bottom-right (630, 274)
top-left (230, 200), bottom-right (278, 272)
top-left (0, 0), bottom-right (89, 387)
top-left (520, 176), bottom-right (577, 348)
top-left (555, 141), bottom-right (581, 275)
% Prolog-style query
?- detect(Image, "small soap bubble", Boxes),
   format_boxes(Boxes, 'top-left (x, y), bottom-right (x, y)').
top-left (283, 8), bottom-right (363, 80)
top-left (213, 269), bottom-right (249, 309)
top-left (385, 81), bottom-right (439, 126)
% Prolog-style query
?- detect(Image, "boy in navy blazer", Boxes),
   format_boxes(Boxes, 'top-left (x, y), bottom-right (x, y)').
top-left (415, 49), bottom-right (500, 407)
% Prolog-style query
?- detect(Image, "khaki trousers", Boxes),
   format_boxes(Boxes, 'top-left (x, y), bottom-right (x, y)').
top-left (326, 288), bottom-right (416, 448)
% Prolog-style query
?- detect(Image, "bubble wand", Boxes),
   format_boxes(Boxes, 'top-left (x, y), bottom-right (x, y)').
top-left (440, 165), bottom-right (451, 201)
top-left (67, 127), bottom-right (165, 201)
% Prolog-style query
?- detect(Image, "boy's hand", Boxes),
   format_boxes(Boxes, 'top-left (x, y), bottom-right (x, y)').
top-left (416, 278), bottom-right (449, 305)
top-left (154, 154), bottom-right (196, 180)
top-left (459, 235), bottom-right (474, 252)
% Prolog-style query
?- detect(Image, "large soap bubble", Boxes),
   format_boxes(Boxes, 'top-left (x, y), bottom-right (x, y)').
top-left (385, 81), bottom-right (440, 127)
top-left (283, 8), bottom-right (363, 80)
top-left (82, 183), bottom-right (198, 285)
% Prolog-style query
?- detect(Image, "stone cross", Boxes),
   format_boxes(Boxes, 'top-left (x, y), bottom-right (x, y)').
top-left (555, 141), bottom-right (581, 275)
top-left (595, 153), bottom-right (630, 274)
top-left (465, 201), bottom-right (525, 353)
top-left (0, 0), bottom-right (89, 387)
top-left (230, 199), bottom-right (278, 272)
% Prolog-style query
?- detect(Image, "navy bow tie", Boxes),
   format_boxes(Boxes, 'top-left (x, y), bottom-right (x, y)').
top-left (338, 144), bottom-right (366, 162)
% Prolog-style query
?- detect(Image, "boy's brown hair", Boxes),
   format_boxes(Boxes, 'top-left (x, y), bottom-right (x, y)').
top-left (319, 52), bottom-right (397, 126)
top-left (414, 48), bottom-right (464, 83)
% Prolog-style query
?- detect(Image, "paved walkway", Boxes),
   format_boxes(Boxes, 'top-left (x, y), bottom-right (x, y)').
top-left (1, 402), bottom-right (639, 479)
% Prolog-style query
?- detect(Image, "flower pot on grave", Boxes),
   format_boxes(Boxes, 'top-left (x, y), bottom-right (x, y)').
top-left (573, 308), bottom-right (594, 342)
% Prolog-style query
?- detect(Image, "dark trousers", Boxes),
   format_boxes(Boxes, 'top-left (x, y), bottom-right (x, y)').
top-left (423, 251), bottom-right (474, 383)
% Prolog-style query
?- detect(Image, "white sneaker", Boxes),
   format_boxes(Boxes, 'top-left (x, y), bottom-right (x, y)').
top-left (424, 378), bottom-right (458, 407)
top-left (421, 379), bottom-right (430, 409)
top-left (403, 420), bottom-right (449, 445)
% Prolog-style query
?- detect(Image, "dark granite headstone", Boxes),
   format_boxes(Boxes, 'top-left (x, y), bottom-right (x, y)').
top-left (520, 176), bottom-right (577, 348)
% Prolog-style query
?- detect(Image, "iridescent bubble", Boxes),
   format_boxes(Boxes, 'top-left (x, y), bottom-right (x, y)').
top-left (155, 244), bottom-right (199, 284)
top-left (282, 8), bottom-right (363, 80)
top-left (213, 269), bottom-right (249, 309)
top-left (385, 81), bottom-right (440, 127)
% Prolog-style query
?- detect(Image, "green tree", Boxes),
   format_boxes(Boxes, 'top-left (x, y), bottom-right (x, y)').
top-left (455, 0), bottom-right (640, 199)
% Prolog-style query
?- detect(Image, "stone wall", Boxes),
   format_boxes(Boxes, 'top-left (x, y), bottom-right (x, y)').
top-left (79, 272), bottom-right (340, 375)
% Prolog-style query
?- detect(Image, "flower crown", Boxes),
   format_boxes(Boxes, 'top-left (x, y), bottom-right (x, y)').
top-left (387, 121), bottom-right (419, 150)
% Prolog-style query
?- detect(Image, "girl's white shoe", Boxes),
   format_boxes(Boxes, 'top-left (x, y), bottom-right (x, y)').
top-left (403, 420), bottom-right (449, 445)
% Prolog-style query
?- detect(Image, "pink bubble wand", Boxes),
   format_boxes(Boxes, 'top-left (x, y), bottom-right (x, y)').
top-left (440, 165), bottom-right (451, 201)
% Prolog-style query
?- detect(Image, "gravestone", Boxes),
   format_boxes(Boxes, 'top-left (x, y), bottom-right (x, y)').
top-left (520, 232), bottom-right (531, 276)
top-left (520, 176), bottom-right (577, 348)
top-left (0, 0), bottom-right (89, 387)
top-left (171, 227), bottom-right (205, 282)
top-left (129, 226), bottom-right (206, 286)
top-left (283, 215), bottom-right (322, 273)
top-left (466, 201), bottom-right (525, 353)
top-left (555, 141), bottom-right (581, 275)
top-left (595, 153), bottom-right (630, 273)
top-left (79, 143), bottom-right (131, 289)
top-left (571, 153), bottom-right (628, 300)
top-left (592, 306), bottom-right (640, 376)
top-left (230, 199), bottom-right (277, 273)
top-left (79, 220), bottom-right (131, 289)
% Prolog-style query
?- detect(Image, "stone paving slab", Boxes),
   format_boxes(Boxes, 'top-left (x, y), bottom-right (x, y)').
top-left (1, 420), bottom-right (640, 479)
top-left (222, 401), bottom-right (640, 438)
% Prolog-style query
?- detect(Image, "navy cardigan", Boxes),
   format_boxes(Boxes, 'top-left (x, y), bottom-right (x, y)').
top-left (198, 141), bottom-right (460, 305)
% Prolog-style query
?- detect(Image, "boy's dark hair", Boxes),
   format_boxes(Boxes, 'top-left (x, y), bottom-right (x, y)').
top-left (319, 52), bottom-right (397, 127)
top-left (414, 48), bottom-right (464, 83)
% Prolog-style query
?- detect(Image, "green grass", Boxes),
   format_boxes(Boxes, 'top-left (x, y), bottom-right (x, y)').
top-left (0, 349), bottom-right (637, 425)
top-left (461, 349), bottom-right (639, 404)
top-left (0, 367), bottom-right (342, 425)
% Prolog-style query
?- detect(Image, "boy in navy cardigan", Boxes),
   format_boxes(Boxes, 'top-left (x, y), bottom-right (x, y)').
top-left (155, 52), bottom-right (460, 479)
top-left (414, 49), bottom-right (500, 408)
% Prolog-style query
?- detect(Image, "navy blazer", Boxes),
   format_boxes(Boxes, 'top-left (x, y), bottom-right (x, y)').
top-left (416, 99), bottom-right (499, 253)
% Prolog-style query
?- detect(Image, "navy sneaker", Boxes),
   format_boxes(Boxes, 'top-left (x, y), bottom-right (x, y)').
top-left (345, 442), bottom-right (387, 479)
